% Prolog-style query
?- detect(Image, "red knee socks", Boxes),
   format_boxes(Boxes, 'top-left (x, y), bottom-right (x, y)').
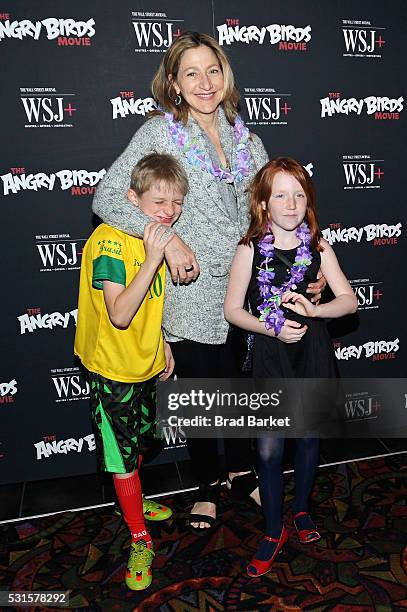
top-left (113, 471), bottom-right (151, 545)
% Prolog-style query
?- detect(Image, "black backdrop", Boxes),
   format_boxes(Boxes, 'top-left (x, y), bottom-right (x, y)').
top-left (1, 1), bottom-right (405, 484)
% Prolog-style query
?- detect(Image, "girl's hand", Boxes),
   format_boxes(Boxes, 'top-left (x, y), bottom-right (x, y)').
top-left (282, 291), bottom-right (318, 318)
top-left (143, 222), bottom-right (174, 267)
top-left (306, 273), bottom-right (326, 303)
top-left (159, 340), bottom-right (175, 381)
top-left (267, 318), bottom-right (308, 343)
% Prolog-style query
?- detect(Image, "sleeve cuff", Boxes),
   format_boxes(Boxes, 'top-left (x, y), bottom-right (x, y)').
top-left (92, 255), bottom-right (126, 289)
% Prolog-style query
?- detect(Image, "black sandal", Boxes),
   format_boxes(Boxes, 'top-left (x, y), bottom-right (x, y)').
top-left (227, 471), bottom-right (261, 510)
top-left (188, 482), bottom-right (220, 536)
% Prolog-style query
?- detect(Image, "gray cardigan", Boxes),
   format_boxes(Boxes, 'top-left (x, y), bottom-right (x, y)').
top-left (92, 108), bottom-right (269, 344)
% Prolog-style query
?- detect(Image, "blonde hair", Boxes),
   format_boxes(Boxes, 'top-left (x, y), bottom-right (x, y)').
top-left (130, 153), bottom-right (188, 196)
top-left (150, 31), bottom-right (240, 125)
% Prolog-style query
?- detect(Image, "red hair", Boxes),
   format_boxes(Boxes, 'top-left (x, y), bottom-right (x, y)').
top-left (241, 157), bottom-right (323, 251)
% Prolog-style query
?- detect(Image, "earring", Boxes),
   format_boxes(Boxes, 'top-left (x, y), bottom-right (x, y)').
top-left (174, 94), bottom-right (182, 106)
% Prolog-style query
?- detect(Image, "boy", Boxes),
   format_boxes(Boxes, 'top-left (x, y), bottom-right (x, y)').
top-left (74, 153), bottom-right (188, 590)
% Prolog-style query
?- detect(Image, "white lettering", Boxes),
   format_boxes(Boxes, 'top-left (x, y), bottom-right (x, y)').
top-left (0, 379), bottom-right (18, 396)
top-left (0, 18), bottom-right (95, 42)
top-left (34, 434), bottom-right (96, 459)
top-left (110, 96), bottom-right (156, 120)
top-left (322, 223), bottom-right (402, 245)
top-left (18, 309), bottom-right (78, 334)
top-left (335, 339), bottom-right (399, 360)
top-left (217, 23), bottom-right (311, 46)
top-left (320, 96), bottom-right (404, 118)
top-left (1, 169), bottom-right (105, 196)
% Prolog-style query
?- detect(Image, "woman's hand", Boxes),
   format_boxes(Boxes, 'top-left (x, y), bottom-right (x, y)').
top-left (267, 318), bottom-right (308, 343)
top-left (282, 291), bottom-right (318, 318)
top-left (306, 273), bottom-right (326, 303)
top-left (159, 340), bottom-right (175, 381)
top-left (164, 234), bottom-right (200, 284)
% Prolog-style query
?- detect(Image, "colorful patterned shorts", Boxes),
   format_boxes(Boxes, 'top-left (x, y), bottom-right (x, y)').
top-left (89, 372), bottom-right (161, 473)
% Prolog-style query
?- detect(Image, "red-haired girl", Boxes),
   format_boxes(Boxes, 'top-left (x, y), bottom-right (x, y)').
top-left (224, 157), bottom-right (357, 577)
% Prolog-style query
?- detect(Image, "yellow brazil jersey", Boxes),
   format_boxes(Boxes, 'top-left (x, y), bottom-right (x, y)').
top-left (74, 224), bottom-right (166, 383)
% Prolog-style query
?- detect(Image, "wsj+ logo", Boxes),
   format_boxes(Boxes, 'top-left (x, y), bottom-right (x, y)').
top-left (21, 96), bottom-right (77, 123)
top-left (37, 241), bottom-right (81, 268)
top-left (52, 374), bottom-right (90, 401)
top-left (353, 285), bottom-right (383, 307)
top-left (343, 163), bottom-right (384, 186)
top-left (132, 22), bottom-right (181, 48)
top-left (345, 396), bottom-right (380, 419)
top-left (343, 29), bottom-right (385, 54)
top-left (161, 423), bottom-right (186, 446)
top-left (245, 97), bottom-right (291, 121)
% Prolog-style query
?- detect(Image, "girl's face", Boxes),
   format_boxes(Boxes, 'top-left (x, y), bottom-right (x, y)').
top-left (263, 171), bottom-right (307, 234)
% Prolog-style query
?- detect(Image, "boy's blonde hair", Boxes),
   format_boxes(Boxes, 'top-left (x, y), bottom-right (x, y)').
top-left (130, 153), bottom-right (188, 196)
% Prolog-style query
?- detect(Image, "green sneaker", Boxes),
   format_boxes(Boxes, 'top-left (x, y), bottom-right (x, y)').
top-left (114, 496), bottom-right (172, 521)
top-left (143, 497), bottom-right (173, 521)
top-left (125, 539), bottom-right (155, 591)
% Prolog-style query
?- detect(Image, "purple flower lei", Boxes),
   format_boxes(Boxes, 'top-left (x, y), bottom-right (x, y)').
top-left (164, 111), bottom-right (251, 183)
top-left (257, 222), bottom-right (313, 335)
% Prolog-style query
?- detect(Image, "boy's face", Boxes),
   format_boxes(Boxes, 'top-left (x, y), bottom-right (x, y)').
top-left (128, 181), bottom-right (183, 226)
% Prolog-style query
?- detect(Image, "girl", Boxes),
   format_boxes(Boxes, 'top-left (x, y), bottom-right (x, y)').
top-left (224, 157), bottom-right (357, 577)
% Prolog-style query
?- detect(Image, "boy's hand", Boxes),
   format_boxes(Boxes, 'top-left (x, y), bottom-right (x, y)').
top-left (282, 291), bottom-right (318, 318)
top-left (268, 318), bottom-right (308, 344)
top-left (143, 222), bottom-right (174, 267)
top-left (306, 273), bottom-right (326, 303)
top-left (159, 340), bottom-right (175, 381)
top-left (164, 234), bottom-right (200, 284)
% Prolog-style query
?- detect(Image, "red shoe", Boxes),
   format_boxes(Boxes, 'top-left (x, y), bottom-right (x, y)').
top-left (247, 525), bottom-right (288, 577)
top-left (293, 511), bottom-right (321, 544)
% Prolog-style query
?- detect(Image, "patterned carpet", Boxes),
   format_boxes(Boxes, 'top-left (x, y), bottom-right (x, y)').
top-left (1, 454), bottom-right (406, 611)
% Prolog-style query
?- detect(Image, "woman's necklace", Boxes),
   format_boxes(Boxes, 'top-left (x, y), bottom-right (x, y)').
top-left (164, 111), bottom-right (251, 183)
top-left (257, 222), bottom-right (313, 335)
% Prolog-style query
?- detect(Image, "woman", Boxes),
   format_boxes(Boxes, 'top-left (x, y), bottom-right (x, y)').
top-left (93, 32), bottom-right (320, 532)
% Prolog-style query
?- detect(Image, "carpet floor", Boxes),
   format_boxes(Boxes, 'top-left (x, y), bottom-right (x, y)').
top-left (1, 454), bottom-right (406, 611)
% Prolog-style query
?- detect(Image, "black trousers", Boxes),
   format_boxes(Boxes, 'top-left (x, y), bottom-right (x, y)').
top-left (169, 331), bottom-right (254, 486)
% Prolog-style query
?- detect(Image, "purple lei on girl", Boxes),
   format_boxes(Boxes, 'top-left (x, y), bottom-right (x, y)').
top-left (257, 222), bottom-right (313, 335)
top-left (164, 111), bottom-right (251, 183)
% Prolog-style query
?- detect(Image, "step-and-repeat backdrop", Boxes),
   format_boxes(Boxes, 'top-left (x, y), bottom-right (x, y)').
top-left (1, 1), bottom-right (405, 484)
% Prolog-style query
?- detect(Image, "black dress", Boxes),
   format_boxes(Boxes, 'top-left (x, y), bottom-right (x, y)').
top-left (247, 241), bottom-right (338, 379)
